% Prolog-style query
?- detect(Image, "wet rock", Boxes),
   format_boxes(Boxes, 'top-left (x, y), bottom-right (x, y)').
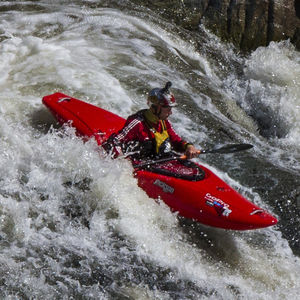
top-left (136, 0), bottom-right (300, 52)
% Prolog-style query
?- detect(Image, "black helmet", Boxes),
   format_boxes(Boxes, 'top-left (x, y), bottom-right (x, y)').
top-left (147, 81), bottom-right (177, 107)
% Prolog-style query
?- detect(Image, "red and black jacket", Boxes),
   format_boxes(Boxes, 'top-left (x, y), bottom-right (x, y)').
top-left (104, 109), bottom-right (190, 159)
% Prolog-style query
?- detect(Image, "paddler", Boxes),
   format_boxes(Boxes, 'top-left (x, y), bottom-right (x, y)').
top-left (104, 81), bottom-right (200, 160)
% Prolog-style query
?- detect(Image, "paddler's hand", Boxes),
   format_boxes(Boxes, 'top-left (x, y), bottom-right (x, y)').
top-left (185, 144), bottom-right (201, 159)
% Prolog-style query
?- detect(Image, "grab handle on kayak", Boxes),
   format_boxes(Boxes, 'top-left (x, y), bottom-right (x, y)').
top-left (58, 97), bottom-right (71, 103)
top-left (250, 209), bottom-right (264, 215)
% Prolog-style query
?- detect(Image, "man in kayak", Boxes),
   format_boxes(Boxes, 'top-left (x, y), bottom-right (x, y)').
top-left (104, 81), bottom-right (200, 160)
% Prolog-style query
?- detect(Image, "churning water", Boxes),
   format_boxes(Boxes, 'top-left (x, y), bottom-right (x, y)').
top-left (0, 1), bottom-right (299, 299)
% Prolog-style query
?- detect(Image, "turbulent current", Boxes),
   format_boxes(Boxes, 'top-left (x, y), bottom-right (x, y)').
top-left (0, 1), bottom-right (300, 299)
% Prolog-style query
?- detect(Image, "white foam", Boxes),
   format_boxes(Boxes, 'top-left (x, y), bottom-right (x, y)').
top-left (245, 41), bottom-right (300, 144)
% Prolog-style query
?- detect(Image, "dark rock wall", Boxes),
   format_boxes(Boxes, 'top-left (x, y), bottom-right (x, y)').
top-left (135, 0), bottom-right (300, 52)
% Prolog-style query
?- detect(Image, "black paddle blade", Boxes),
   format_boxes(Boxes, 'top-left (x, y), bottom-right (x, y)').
top-left (205, 143), bottom-right (253, 154)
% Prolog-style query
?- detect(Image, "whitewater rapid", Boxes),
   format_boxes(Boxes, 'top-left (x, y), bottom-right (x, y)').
top-left (0, 1), bottom-right (299, 299)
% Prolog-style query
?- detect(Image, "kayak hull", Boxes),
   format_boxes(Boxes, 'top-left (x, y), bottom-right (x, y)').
top-left (42, 93), bottom-right (278, 230)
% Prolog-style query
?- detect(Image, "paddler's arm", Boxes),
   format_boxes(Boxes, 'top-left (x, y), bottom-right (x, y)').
top-left (165, 121), bottom-right (201, 158)
top-left (104, 117), bottom-right (143, 158)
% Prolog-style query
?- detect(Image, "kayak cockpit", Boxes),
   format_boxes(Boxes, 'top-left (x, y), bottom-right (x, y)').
top-left (141, 159), bottom-right (205, 181)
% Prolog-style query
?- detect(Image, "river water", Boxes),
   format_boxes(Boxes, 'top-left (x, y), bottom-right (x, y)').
top-left (0, 1), bottom-right (300, 299)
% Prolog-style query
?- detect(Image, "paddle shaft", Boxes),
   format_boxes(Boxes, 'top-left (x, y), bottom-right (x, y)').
top-left (133, 143), bottom-right (253, 169)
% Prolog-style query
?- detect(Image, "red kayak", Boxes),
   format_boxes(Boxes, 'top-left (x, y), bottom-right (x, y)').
top-left (42, 92), bottom-right (278, 230)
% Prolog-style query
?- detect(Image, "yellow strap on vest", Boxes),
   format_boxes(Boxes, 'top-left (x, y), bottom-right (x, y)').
top-left (153, 121), bottom-right (169, 154)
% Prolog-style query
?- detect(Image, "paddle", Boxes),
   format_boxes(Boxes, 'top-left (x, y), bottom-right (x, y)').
top-left (133, 143), bottom-right (253, 169)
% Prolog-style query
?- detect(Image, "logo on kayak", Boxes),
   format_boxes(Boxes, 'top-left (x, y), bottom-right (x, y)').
top-left (204, 193), bottom-right (232, 217)
top-left (154, 179), bottom-right (174, 194)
